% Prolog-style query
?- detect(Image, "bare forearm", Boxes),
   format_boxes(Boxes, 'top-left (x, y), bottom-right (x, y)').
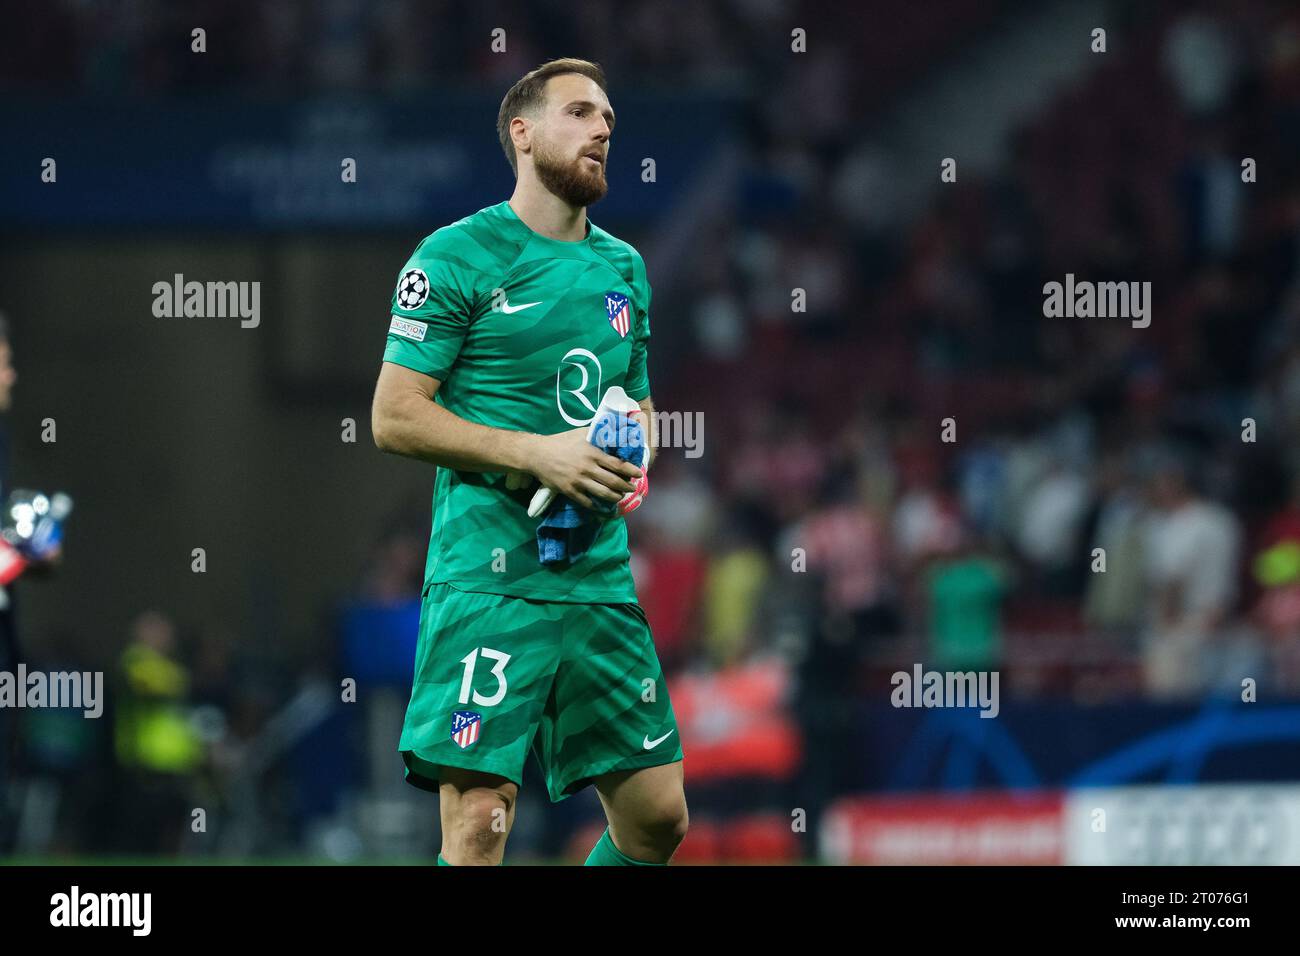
top-left (374, 392), bottom-right (536, 473)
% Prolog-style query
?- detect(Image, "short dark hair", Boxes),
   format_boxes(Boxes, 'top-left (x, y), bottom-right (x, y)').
top-left (0, 310), bottom-right (10, 344)
top-left (497, 58), bottom-right (607, 178)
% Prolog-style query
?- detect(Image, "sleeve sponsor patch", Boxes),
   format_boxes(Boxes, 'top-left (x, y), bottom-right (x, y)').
top-left (389, 315), bottom-right (428, 341)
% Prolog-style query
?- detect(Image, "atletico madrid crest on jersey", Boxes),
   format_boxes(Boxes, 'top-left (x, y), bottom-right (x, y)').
top-left (450, 711), bottom-right (482, 749)
top-left (605, 292), bottom-right (632, 338)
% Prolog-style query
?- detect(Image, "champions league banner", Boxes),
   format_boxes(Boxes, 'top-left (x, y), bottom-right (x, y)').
top-left (0, 94), bottom-right (735, 229)
top-left (847, 700), bottom-right (1300, 791)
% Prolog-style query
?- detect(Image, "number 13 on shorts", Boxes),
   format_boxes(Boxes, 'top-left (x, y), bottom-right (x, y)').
top-left (459, 647), bottom-right (511, 707)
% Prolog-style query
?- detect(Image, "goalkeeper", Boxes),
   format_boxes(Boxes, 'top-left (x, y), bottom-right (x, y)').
top-left (371, 59), bottom-right (686, 866)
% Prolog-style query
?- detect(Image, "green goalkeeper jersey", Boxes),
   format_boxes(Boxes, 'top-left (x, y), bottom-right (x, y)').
top-left (382, 200), bottom-right (652, 604)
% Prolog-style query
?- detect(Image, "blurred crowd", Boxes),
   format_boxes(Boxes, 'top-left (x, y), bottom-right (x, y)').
top-left (1, 0), bottom-right (787, 94)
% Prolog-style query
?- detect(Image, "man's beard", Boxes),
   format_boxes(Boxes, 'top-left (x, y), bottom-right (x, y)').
top-left (534, 140), bottom-right (607, 209)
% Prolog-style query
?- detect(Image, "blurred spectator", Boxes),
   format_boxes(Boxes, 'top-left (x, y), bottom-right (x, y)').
top-left (727, 401), bottom-right (827, 523)
top-left (1178, 123), bottom-right (1249, 264)
top-left (1163, 11), bottom-right (1241, 118)
top-left (692, 282), bottom-right (748, 362)
top-left (1140, 451), bottom-right (1245, 697)
top-left (12, 627), bottom-right (105, 856)
top-left (892, 449), bottom-right (962, 573)
top-left (636, 451), bottom-right (714, 550)
top-left (956, 439), bottom-right (1009, 539)
top-left (0, 310), bottom-right (64, 853)
top-left (1014, 457), bottom-right (1091, 596)
top-left (1249, 471), bottom-right (1300, 689)
top-left (697, 514), bottom-right (770, 668)
top-left (112, 610), bottom-right (204, 853)
top-left (0, 314), bottom-right (17, 853)
top-left (793, 466), bottom-right (897, 643)
top-left (924, 534), bottom-right (1009, 671)
top-left (1082, 452), bottom-right (1148, 634)
top-left (633, 545), bottom-right (708, 670)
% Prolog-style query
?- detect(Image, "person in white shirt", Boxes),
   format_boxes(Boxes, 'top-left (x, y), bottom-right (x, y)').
top-left (1141, 454), bottom-right (1242, 697)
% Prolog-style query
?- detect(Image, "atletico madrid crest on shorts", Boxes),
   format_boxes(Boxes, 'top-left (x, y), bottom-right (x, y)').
top-left (450, 711), bottom-right (482, 749)
top-left (605, 292), bottom-right (631, 338)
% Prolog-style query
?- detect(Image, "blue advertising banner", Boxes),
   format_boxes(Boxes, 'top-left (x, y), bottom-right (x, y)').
top-left (1, 93), bottom-right (737, 228)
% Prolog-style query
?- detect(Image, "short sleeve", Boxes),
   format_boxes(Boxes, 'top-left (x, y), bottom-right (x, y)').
top-left (382, 230), bottom-right (477, 380)
top-left (623, 252), bottom-right (652, 401)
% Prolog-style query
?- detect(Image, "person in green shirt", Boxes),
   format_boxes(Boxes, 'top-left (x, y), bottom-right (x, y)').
top-left (371, 58), bottom-right (685, 866)
top-left (926, 536), bottom-right (1010, 672)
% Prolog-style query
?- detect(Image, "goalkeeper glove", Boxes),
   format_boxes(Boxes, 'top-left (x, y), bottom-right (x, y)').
top-left (614, 411), bottom-right (649, 516)
top-left (527, 386), bottom-right (648, 519)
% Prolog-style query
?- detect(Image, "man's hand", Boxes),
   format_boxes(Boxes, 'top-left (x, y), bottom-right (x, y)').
top-left (524, 427), bottom-right (643, 510)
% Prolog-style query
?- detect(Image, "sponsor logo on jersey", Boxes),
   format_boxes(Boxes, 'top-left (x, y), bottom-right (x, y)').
top-left (604, 292), bottom-right (632, 338)
top-left (500, 298), bottom-right (542, 314)
top-left (389, 315), bottom-right (428, 341)
top-left (556, 348), bottom-right (603, 426)
top-left (396, 268), bottom-right (430, 310)
top-left (451, 710), bottom-right (482, 749)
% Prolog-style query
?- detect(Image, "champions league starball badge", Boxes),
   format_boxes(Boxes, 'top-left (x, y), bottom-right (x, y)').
top-left (396, 268), bottom-right (430, 310)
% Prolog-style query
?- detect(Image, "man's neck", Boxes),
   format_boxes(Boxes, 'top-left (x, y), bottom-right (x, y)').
top-left (508, 182), bottom-right (588, 242)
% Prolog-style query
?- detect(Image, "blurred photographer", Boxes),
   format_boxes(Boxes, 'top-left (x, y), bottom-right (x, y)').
top-left (0, 312), bottom-right (63, 853)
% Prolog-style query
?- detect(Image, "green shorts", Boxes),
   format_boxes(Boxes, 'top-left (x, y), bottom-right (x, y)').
top-left (398, 581), bottom-right (684, 803)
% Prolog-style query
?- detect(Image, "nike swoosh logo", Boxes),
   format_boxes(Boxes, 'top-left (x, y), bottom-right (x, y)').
top-left (643, 730), bottom-right (675, 750)
top-left (500, 300), bottom-right (542, 314)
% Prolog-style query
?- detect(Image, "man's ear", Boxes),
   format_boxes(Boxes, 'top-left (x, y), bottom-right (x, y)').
top-left (511, 116), bottom-right (532, 159)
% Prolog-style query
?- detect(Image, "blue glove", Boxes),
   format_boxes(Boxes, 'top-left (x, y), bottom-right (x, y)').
top-left (536, 410), bottom-right (647, 565)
